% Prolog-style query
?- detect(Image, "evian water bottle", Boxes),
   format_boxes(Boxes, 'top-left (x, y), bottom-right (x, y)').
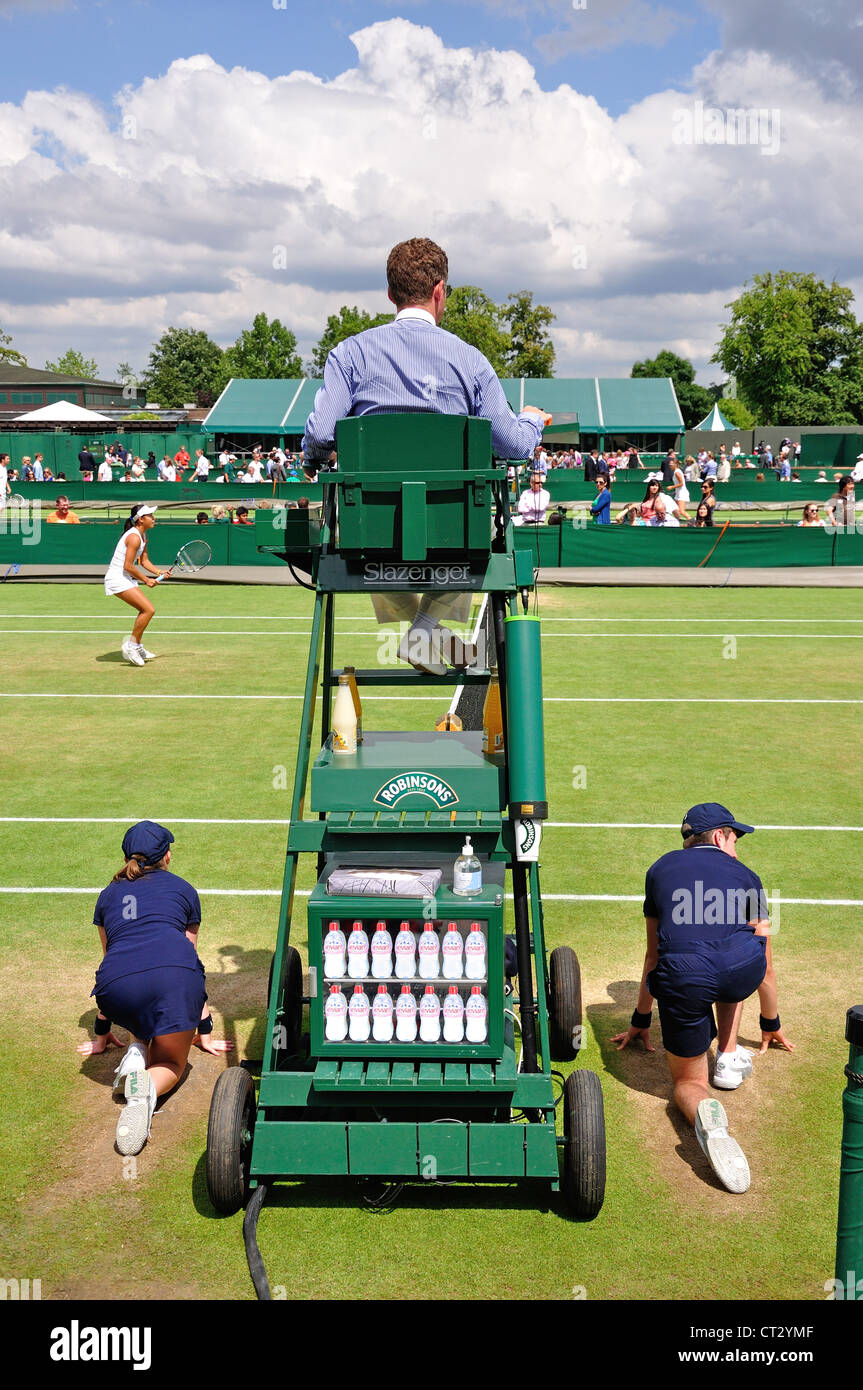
top-left (348, 984), bottom-right (370, 1041)
top-left (324, 985), bottom-right (348, 1041)
top-left (394, 921), bottom-right (416, 979)
top-left (323, 920), bottom-right (347, 979)
top-left (370, 920), bottom-right (393, 979)
top-left (395, 985), bottom-right (418, 1042)
top-left (465, 986), bottom-right (487, 1043)
top-left (442, 986), bottom-right (465, 1043)
top-left (418, 923), bottom-right (440, 979)
top-left (441, 921), bottom-right (464, 979)
top-left (372, 985), bottom-right (394, 1042)
top-left (347, 920), bottom-right (369, 979)
top-left (419, 985), bottom-right (441, 1042)
top-left (464, 922), bottom-right (486, 980)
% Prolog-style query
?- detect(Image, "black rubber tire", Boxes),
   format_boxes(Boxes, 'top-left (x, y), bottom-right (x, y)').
top-left (562, 1069), bottom-right (606, 1221)
top-left (548, 946), bottom-right (583, 1060)
top-left (206, 1067), bottom-right (256, 1215)
top-left (267, 946), bottom-right (304, 1065)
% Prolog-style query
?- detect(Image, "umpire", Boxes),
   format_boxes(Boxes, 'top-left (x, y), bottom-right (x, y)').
top-left (612, 803), bottom-right (794, 1193)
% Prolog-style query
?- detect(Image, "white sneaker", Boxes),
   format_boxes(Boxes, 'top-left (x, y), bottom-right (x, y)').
top-left (135, 643), bottom-right (155, 661)
top-left (112, 1042), bottom-right (148, 1094)
top-left (713, 1046), bottom-right (754, 1091)
top-left (122, 639), bottom-right (145, 667)
top-left (695, 1098), bottom-right (751, 1193)
top-left (116, 1071), bottom-right (157, 1156)
top-left (398, 621), bottom-right (448, 676)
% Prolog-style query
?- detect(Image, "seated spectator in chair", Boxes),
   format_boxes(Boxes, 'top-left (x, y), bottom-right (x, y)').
top-left (517, 472), bottom-right (551, 525)
top-left (614, 503), bottom-right (648, 526)
top-left (196, 511), bottom-right (209, 525)
top-left (797, 504), bottom-right (824, 528)
top-left (211, 504), bottom-right (228, 523)
top-left (699, 479), bottom-right (717, 515)
top-left (232, 505), bottom-right (253, 525)
top-left (45, 495), bottom-right (81, 524)
top-left (651, 498), bottom-right (680, 527)
top-left (689, 501), bottom-right (714, 528)
top-left (590, 474), bottom-right (612, 524)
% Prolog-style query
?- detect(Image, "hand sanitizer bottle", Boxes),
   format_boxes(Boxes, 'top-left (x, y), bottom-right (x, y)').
top-left (323, 920), bottom-right (347, 979)
top-left (418, 923), bottom-right (440, 979)
top-left (347, 920), bottom-right (369, 979)
top-left (464, 922), bottom-right (487, 980)
top-left (370, 920), bottom-right (393, 979)
top-left (395, 985), bottom-right (418, 1042)
top-left (441, 921), bottom-right (464, 979)
top-left (394, 921), bottom-right (416, 979)
top-left (348, 984), bottom-right (370, 1042)
top-left (372, 985), bottom-right (394, 1042)
top-left (324, 985), bottom-right (348, 1041)
top-left (453, 836), bottom-right (481, 896)
top-left (442, 986), bottom-right (465, 1042)
top-left (419, 985), bottom-right (441, 1042)
top-left (465, 986), bottom-right (488, 1043)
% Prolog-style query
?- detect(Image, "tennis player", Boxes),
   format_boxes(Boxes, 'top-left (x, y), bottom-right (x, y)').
top-left (77, 821), bottom-right (233, 1156)
top-left (104, 503), bottom-right (166, 666)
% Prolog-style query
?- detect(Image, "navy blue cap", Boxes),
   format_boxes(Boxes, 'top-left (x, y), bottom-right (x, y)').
top-left (122, 820), bottom-right (174, 865)
top-left (681, 803), bottom-right (755, 837)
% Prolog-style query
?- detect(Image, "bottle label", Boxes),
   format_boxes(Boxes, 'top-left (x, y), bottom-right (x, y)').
top-left (453, 869), bottom-right (482, 894)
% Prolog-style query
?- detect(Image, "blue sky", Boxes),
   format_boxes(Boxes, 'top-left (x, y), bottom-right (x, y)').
top-left (1, 0), bottom-right (860, 381)
top-left (1, 0), bottom-right (722, 114)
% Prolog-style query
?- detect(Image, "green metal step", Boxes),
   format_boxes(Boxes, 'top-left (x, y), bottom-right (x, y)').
top-left (324, 809), bottom-right (497, 833)
top-left (311, 1047), bottom-right (519, 1094)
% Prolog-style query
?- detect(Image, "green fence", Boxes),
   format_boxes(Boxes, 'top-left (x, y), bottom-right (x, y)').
top-left (0, 428), bottom-right (210, 478)
top-left (0, 519), bottom-right (285, 569)
top-left (513, 522), bottom-right (863, 567)
top-left (7, 481), bottom-right (325, 509)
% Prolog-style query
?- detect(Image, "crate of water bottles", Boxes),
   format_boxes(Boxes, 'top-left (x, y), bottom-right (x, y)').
top-left (307, 859), bottom-right (505, 1058)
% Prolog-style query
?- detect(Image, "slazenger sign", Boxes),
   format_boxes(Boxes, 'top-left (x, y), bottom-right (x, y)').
top-left (373, 772), bottom-right (460, 809)
top-left (364, 563), bottom-right (471, 584)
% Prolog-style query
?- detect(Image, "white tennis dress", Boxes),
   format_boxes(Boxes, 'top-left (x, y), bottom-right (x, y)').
top-left (105, 527), bottom-right (145, 596)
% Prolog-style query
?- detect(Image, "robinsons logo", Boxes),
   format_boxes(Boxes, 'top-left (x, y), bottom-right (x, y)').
top-left (374, 772), bottom-right (459, 809)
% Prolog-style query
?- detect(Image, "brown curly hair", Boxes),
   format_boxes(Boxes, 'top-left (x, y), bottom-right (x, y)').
top-left (386, 238), bottom-right (448, 309)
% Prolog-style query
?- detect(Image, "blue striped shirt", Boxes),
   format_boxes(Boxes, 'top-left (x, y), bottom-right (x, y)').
top-left (302, 312), bottom-right (545, 462)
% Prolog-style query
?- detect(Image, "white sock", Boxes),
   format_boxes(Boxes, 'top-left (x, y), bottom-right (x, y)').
top-left (716, 1050), bottom-right (737, 1065)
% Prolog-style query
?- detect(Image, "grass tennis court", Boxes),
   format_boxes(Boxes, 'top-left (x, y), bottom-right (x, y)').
top-left (1, 580), bottom-right (860, 1301)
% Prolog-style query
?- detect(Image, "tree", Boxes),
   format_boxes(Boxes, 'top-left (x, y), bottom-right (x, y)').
top-left (631, 349), bottom-right (713, 430)
top-left (45, 348), bottom-right (99, 378)
top-left (310, 306), bottom-right (394, 375)
top-left (141, 327), bottom-right (225, 408)
top-left (713, 271), bottom-right (863, 425)
top-left (224, 312), bottom-right (304, 380)
top-left (441, 286), bottom-right (511, 375)
top-left (0, 327), bottom-right (26, 367)
top-left (501, 290), bottom-right (556, 377)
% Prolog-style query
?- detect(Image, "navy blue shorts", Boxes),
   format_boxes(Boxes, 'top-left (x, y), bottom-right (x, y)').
top-left (647, 936), bottom-right (767, 1059)
top-left (96, 964), bottom-right (206, 1044)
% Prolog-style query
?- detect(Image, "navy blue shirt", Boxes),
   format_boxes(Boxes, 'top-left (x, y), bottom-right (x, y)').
top-left (93, 869), bottom-right (202, 990)
top-left (643, 845), bottom-right (767, 951)
top-left (590, 489), bottom-right (611, 524)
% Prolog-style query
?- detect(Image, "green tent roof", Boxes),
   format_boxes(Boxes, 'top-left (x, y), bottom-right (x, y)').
top-left (203, 375), bottom-right (683, 436)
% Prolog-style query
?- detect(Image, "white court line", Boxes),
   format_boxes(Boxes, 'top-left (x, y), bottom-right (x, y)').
top-left (4, 628), bottom-right (863, 639)
top-left (1, 817), bottom-right (859, 831)
top-left (1, 887), bottom-right (860, 906)
top-left (2, 615), bottom-right (862, 623)
top-left (1, 693), bottom-right (861, 705)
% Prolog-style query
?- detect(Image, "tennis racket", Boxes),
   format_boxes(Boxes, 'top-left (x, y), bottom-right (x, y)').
top-left (2, 564), bottom-right (21, 582)
top-left (156, 539), bottom-right (212, 581)
top-left (7, 494), bottom-right (26, 508)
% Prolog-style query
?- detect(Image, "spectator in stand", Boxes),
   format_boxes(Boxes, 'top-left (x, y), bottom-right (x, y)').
top-left (590, 474), bottom-right (612, 525)
top-left (699, 479), bottom-right (717, 516)
top-left (32, 453), bottom-right (45, 482)
top-left (731, 441), bottom-right (741, 459)
top-left (21, 457), bottom-right (34, 481)
top-left (0, 453), bottom-right (10, 512)
top-left (517, 472), bottom-right (551, 525)
top-left (614, 503), bottom-right (648, 526)
top-left (78, 446), bottom-right (96, 480)
top-left (640, 476), bottom-right (664, 522)
top-left (173, 445), bottom-right (190, 471)
top-left (120, 470), bottom-right (133, 483)
top-left (43, 466), bottom-right (55, 483)
top-left (583, 448), bottom-right (603, 484)
top-left (246, 454), bottom-right (265, 483)
top-left (191, 449), bottom-right (211, 482)
top-left (791, 472), bottom-right (801, 483)
top-left (232, 505), bottom-right (253, 525)
top-left (651, 498), bottom-right (679, 527)
top-left (716, 454), bottom-right (731, 484)
top-left (798, 504), bottom-right (824, 528)
top-left (157, 456), bottom-right (177, 482)
top-left (684, 455), bottom-right (700, 484)
top-left (46, 495), bottom-right (81, 524)
top-left (196, 511), bottom-right (209, 525)
top-left (779, 452), bottom-right (792, 482)
top-left (689, 502), bottom-right (714, 528)
top-left (145, 451), bottom-right (156, 471)
top-left (825, 476), bottom-right (855, 530)
top-left (97, 456), bottom-right (114, 482)
top-left (701, 452), bottom-right (718, 482)
top-left (131, 457), bottom-right (146, 480)
top-left (814, 470), bottom-right (828, 484)
top-left (211, 504), bottom-right (228, 523)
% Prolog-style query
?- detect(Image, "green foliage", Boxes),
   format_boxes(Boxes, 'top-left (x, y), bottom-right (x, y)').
top-left (441, 286), bottom-right (511, 375)
top-left (0, 326), bottom-right (27, 366)
top-left (716, 396), bottom-right (756, 430)
top-left (310, 306), bottom-right (394, 375)
top-left (713, 271), bottom-right (863, 425)
top-left (501, 291), bottom-right (556, 377)
top-left (141, 327), bottom-right (225, 408)
top-left (223, 312), bottom-right (303, 381)
top-left (44, 348), bottom-right (100, 378)
top-left (631, 349), bottom-right (713, 429)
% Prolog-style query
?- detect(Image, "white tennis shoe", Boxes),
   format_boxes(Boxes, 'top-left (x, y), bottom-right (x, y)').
top-left (135, 643), bottom-right (155, 661)
top-left (695, 1098), bottom-right (751, 1193)
top-left (116, 1071), bottom-right (157, 1156)
top-left (713, 1046), bottom-right (754, 1091)
top-left (122, 638), bottom-right (145, 667)
top-left (112, 1042), bottom-right (148, 1094)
